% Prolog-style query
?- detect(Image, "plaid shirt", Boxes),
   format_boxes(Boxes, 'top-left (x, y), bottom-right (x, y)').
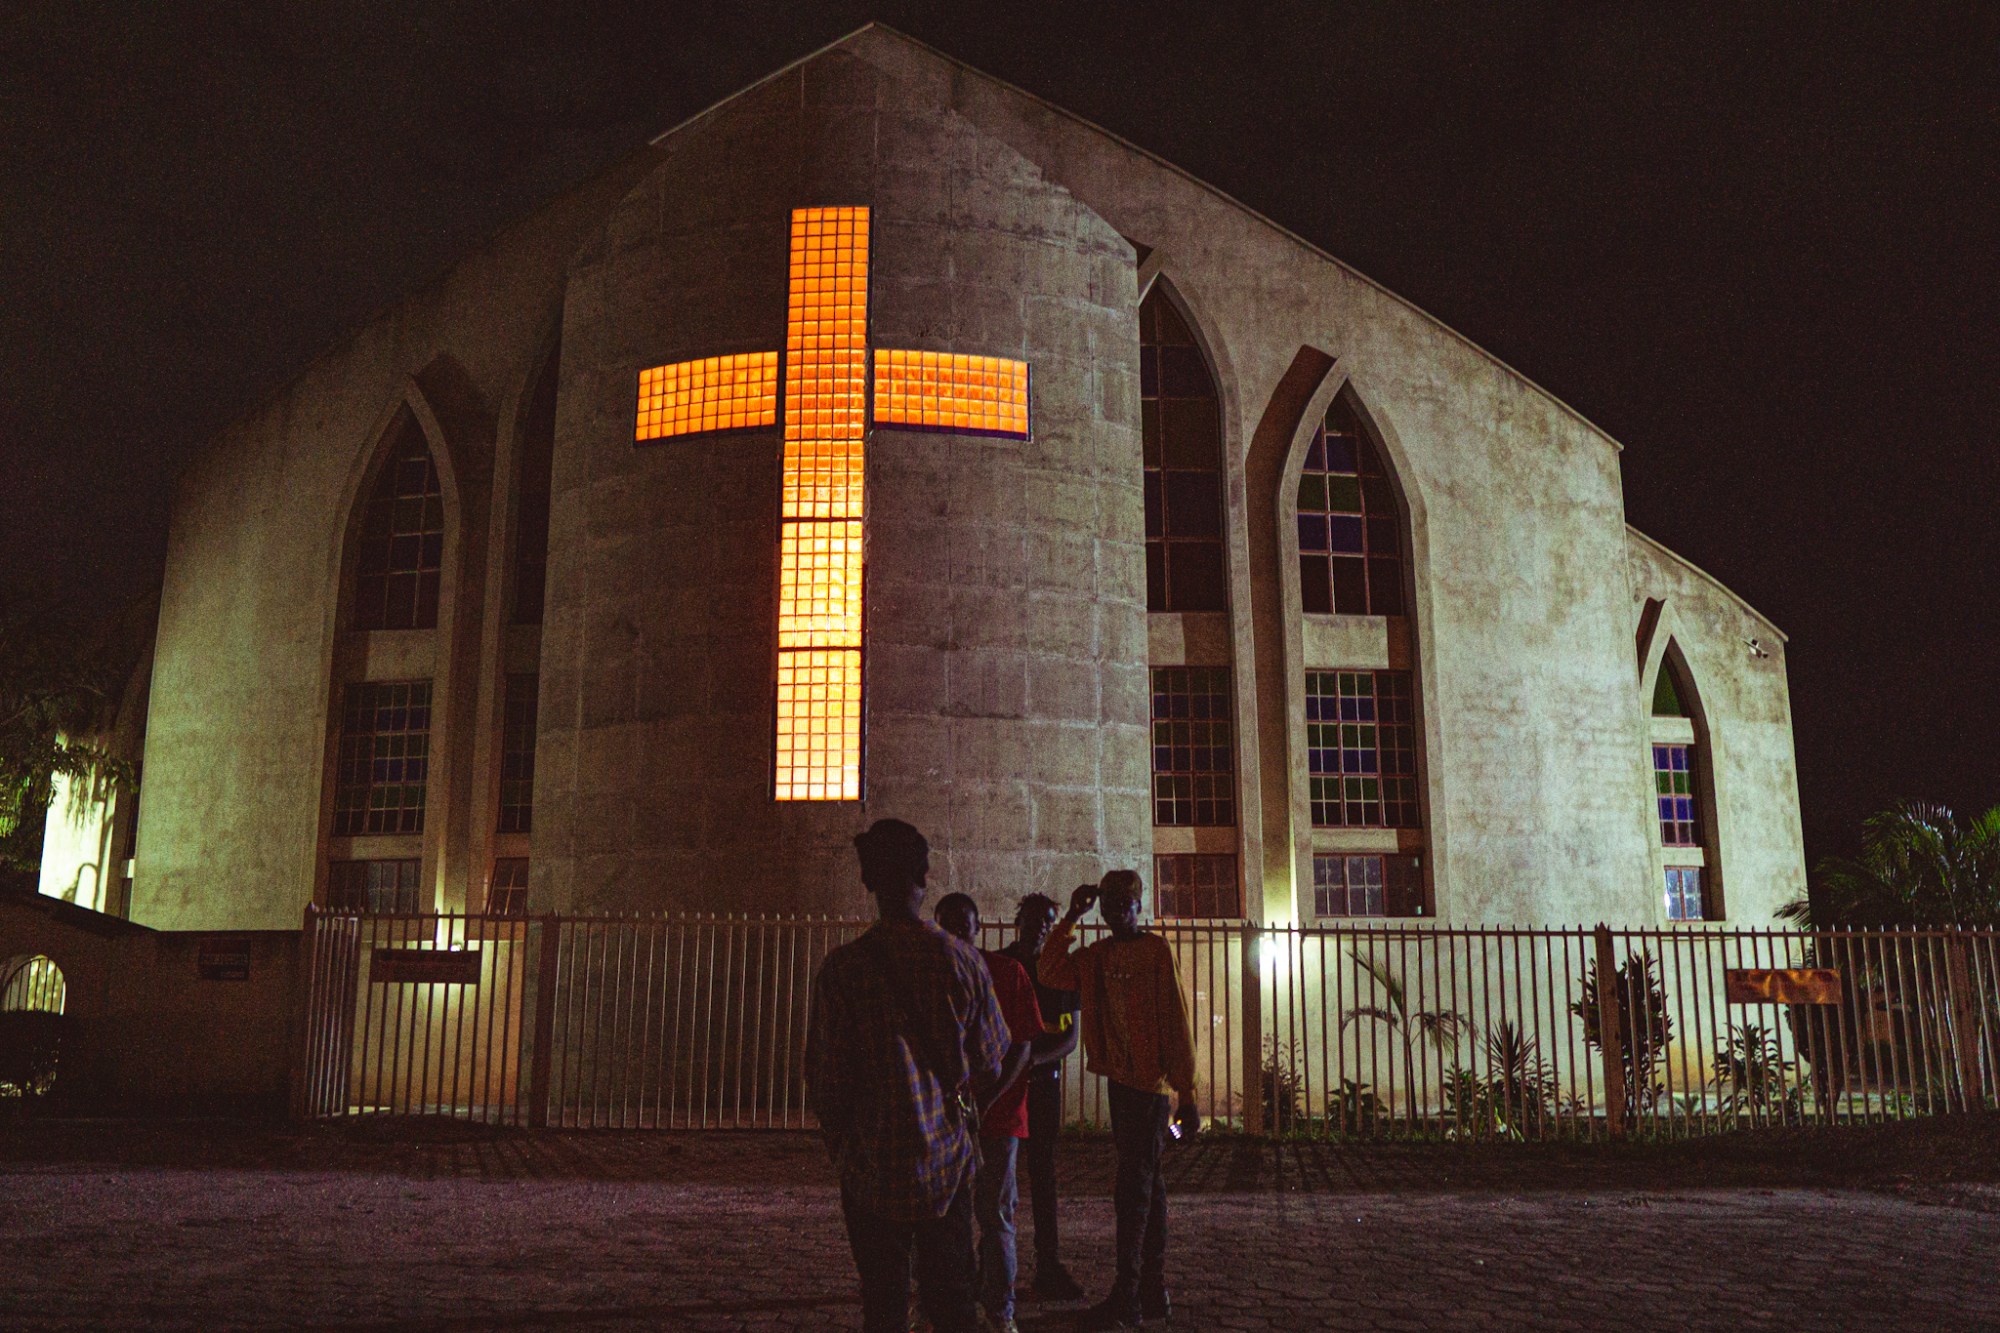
top-left (806, 919), bottom-right (1009, 1220)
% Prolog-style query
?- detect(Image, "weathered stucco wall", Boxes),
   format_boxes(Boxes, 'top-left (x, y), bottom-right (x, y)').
top-left (132, 147), bottom-right (671, 930)
top-left (843, 28), bottom-right (1800, 922)
top-left (1626, 529), bottom-right (1805, 923)
top-left (534, 51), bottom-right (1148, 918)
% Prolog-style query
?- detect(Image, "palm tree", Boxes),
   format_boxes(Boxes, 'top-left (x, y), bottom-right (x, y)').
top-left (1341, 949), bottom-right (1470, 1126)
top-left (1780, 801), bottom-right (2000, 928)
top-left (0, 600), bottom-right (138, 877)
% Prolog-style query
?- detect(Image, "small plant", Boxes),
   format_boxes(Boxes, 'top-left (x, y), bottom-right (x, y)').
top-left (1324, 1078), bottom-right (1383, 1136)
top-left (1440, 1021), bottom-right (1562, 1139)
top-left (1712, 1022), bottom-right (1805, 1123)
top-left (1260, 1038), bottom-right (1306, 1133)
top-left (1482, 1020), bottom-right (1562, 1134)
top-left (1572, 948), bottom-right (1673, 1115)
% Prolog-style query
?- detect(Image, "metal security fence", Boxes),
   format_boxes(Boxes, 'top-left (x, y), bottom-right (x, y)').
top-left (294, 909), bottom-right (2000, 1139)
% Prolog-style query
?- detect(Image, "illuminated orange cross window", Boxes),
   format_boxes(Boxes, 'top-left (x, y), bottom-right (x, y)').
top-left (634, 206), bottom-right (1032, 801)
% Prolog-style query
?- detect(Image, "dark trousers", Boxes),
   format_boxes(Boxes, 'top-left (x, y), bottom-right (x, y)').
top-left (1023, 1072), bottom-right (1063, 1266)
top-left (839, 1180), bottom-right (980, 1333)
top-left (1106, 1080), bottom-right (1171, 1302)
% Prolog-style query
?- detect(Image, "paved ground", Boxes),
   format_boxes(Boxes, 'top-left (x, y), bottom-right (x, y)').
top-left (4, 1117), bottom-right (2000, 1331)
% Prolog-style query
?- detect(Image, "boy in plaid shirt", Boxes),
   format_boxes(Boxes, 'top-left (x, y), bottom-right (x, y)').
top-left (807, 821), bottom-right (1017, 1333)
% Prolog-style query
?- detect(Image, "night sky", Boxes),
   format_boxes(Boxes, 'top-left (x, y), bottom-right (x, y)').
top-left (3, 2), bottom-right (1995, 866)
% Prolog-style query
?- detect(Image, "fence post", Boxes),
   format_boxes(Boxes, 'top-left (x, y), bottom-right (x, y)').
top-left (527, 915), bottom-right (562, 1128)
top-left (1593, 925), bottom-right (1627, 1140)
top-left (1945, 934), bottom-right (1985, 1113)
top-left (1242, 923), bottom-right (1264, 1136)
top-left (288, 904), bottom-right (320, 1120)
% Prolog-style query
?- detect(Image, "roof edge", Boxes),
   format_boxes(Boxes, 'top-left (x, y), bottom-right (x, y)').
top-left (834, 24), bottom-right (1626, 453)
top-left (647, 22), bottom-right (885, 147)
top-left (1625, 523), bottom-right (1787, 643)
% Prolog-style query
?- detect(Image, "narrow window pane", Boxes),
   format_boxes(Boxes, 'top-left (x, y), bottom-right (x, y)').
top-left (352, 422), bottom-right (444, 632)
top-left (1149, 667), bottom-right (1236, 827)
top-left (1154, 853), bottom-right (1242, 919)
top-left (1306, 670), bottom-right (1421, 830)
top-left (497, 674), bottom-right (538, 834)
top-left (1294, 397), bottom-right (1407, 616)
top-left (334, 681), bottom-right (432, 836)
top-left (1140, 285), bottom-right (1227, 613)
top-left (488, 857), bottom-right (530, 917)
top-left (1652, 743), bottom-right (1700, 846)
top-left (328, 858), bottom-right (421, 914)
top-left (1168, 542), bottom-right (1227, 612)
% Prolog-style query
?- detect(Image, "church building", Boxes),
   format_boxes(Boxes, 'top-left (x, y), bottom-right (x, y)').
top-left (48, 27), bottom-right (1806, 933)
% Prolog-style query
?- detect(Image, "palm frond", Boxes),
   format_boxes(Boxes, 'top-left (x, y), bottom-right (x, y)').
top-left (1347, 948), bottom-right (1409, 1022)
top-left (1341, 1005), bottom-right (1403, 1032)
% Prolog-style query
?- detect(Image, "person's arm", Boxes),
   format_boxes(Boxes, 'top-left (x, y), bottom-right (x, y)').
top-left (1037, 884), bottom-right (1096, 991)
top-left (982, 1041), bottom-right (1033, 1113)
top-left (983, 958), bottom-right (1042, 1106)
top-left (804, 967), bottom-right (846, 1137)
top-left (1156, 940), bottom-right (1202, 1136)
top-left (1025, 981), bottom-right (1076, 1067)
top-left (1032, 1012), bottom-right (1079, 1067)
top-left (962, 951), bottom-right (1010, 1103)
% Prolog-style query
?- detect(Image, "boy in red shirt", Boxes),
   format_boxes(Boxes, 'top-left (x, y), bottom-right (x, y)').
top-left (934, 894), bottom-right (1066, 1333)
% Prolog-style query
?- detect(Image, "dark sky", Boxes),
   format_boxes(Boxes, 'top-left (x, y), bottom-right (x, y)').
top-left (3, 1), bottom-right (1995, 865)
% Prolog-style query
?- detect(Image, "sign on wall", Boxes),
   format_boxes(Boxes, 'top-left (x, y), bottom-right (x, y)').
top-left (1725, 968), bottom-right (1841, 1005)
top-left (371, 948), bottom-right (482, 986)
top-left (196, 940), bottom-right (252, 981)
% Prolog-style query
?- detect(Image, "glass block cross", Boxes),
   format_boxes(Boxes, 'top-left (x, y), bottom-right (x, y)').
top-left (633, 206), bottom-right (1032, 800)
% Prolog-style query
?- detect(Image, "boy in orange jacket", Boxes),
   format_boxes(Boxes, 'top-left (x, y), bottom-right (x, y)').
top-left (1038, 869), bottom-right (1199, 1329)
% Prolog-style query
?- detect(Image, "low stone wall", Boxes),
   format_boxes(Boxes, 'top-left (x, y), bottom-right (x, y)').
top-left (0, 893), bottom-right (299, 1117)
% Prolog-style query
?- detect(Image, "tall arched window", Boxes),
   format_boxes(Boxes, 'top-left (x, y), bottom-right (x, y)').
top-left (351, 415), bottom-right (444, 632)
top-left (1140, 285), bottom-right (1226, 612)
top-left (1650, 652), bottom-right (1719, 920)
top-left (324, 407), bottom-right (446, 914)
top-left (1296, 396), bottom-right (1405, 616)
top-left (1298, 391), bottom-right (1426, 919)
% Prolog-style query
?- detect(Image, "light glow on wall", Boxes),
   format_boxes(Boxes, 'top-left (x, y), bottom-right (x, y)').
top-left (873, 350), bottom-right (1030, 438)
top-left (775, 207), bottom-right (869, 800)
top-left (634, 352), bottom-right (779, 442)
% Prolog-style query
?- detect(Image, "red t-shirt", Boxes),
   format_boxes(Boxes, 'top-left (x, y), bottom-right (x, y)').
top-left (979, 950), bottom-right (1046, 1139)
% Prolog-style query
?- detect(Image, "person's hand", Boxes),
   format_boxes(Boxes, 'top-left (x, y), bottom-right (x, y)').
top-left (1173, 1097), bottom-right (1201, 1140)
top-left (1065, 883), bottom-right (1097, 923)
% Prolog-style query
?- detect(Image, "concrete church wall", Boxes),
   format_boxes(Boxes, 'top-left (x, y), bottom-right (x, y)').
top-left (132, 142), bottom-right (677, 930)
top-left (1626, 530), bottom-right (1806, 923)
top-left (534, 51), bottom-right (1150, 917)
top-left (848, 28), bottom-right (1801, 922)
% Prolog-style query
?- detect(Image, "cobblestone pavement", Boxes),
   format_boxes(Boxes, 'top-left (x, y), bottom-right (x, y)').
top-left (4, 1120), bottom-right (1999, 1331)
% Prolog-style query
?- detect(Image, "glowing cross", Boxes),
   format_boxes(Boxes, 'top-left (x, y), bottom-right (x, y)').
top-left (633, 206), bottom-right (1032, 801)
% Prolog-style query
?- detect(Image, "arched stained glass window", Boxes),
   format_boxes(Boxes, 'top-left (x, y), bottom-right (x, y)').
top-left (1648, 652), bottom-right (1717, 920)
top-left (1297, 396), bottom-right (1404, 616)
top-left (352, 418), bottom-right (444, 631)
top-left (1140, 287), bottom-right (1227, 612)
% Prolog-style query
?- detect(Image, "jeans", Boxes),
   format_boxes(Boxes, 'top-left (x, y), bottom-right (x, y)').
top-left (1023, 1073), bottom-right (1062, 1267)
top-left (1107, 1080), bottom-right (1171, 1305)
top-left (839, 1180), bottom-right (980, 1333)
top-left (974, 1135), bottom-right (1021, 1319)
